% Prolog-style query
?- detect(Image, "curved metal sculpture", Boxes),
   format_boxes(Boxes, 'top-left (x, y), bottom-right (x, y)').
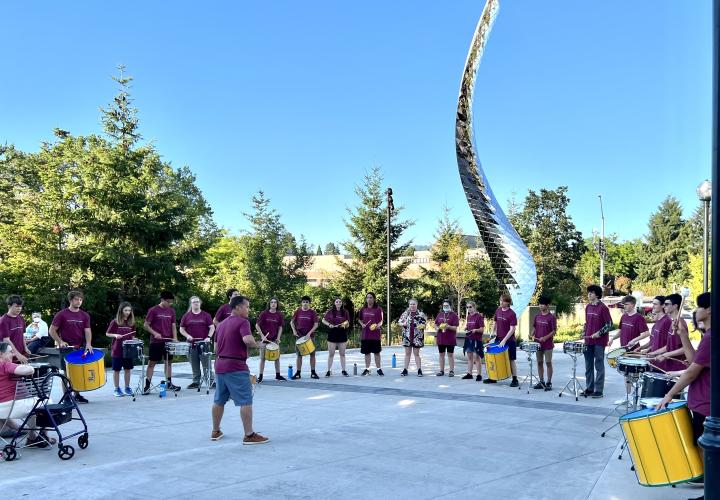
top-left (455, 0), bottom-right (537, 317)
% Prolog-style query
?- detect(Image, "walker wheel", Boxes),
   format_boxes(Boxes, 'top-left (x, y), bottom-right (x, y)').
top-left (78, 433), bottom-right (89, 449)
top-left (558, 393), bottom-right (562, 397)
top-left (3, 445), bottom-right (17, 461)
top-left (601, 432), bottom-right (606, 437)
top-left (58, 444), bottom-right (75, 460)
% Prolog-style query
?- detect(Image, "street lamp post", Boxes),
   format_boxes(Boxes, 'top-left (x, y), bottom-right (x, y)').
top-left (598, 195), bottom-right (606, 289)
top-left (697, 179), bottom-right (712, 293)
top-left (386, 187), bottom-right (394, 346)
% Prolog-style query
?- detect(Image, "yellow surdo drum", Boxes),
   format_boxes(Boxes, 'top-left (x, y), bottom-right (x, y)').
top-left (606, 347), bottom-right (626, 368)
top-left (264, 342), bottom-right (280, 361)
top-left (484, 343), bottom-right (511, 381)
top-left (296, 337), bottom-right (316, 356)
top-left (620, 401), bottom-right (703, 486)
top-left (64, 349), bottom-right (106, 392)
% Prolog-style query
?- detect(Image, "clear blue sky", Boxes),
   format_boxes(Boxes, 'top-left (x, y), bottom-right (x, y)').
top-left (1, 1), bottom-right (712, 249)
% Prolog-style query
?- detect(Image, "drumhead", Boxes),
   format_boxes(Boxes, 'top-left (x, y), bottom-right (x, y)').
top-left (618, 357), bottom-right (647, 366)
top-left (620, 400), bottom-right (686, 421)
top-left (486, 343), bottom-right (508, 354)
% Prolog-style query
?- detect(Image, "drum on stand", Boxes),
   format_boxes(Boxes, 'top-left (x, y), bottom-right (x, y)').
top-left (122, 339), bottom-right (143, 360)
top-left (617, 357), bottom-right (649, 376)
top-left (562, 341), bottom-right (585, 355)
top-left (193, 339), bottom-right (212, 356)
top-left (640, 372), bottom-right (680, 400)
top-left (520, 341), bottom-right (540, 353)
top-left (166, 342), bottom-right (191, 357)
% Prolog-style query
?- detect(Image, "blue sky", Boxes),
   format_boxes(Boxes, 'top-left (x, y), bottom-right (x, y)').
top-left (0, 1), bottom-right (712, 250)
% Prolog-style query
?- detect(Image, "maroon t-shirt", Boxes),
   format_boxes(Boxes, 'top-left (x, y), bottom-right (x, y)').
top-left (214, 315), bottom-right (251, 373)
top-left (688, 329), bottom-right (711, 417)
top-left (214, 303), bottom-right (232, 324)
top-left (257, 310), bottom-right (284, 341)
top-left (0, 313), bottom-right (28, 355)
top-left (435, 312), bottom-right (459, 346)
top-left (649, 315), bottom-right (671, 352)
top-left (359, 306), bottom-right (383, 341)
top-left (494, 307), bottom-right (517, 342)
top-left (180, 311), bottom-right (213, 342)
top-left (324, 309), bottom-right (350, 327)
top-left (292, 308), bottom-right (318, 337)
top-left (583, 302), bottom-right (612, 347)
top-left (107, 319), bottom-right (135, 358)
top-left (466, 313), bottom-right (485, 341)
top-left (533, 312), bottom-right (557, 350)
top-left (664, 318), bottom-right (688, 372)
top-left (51, 308), bottom-right (91, 347)
top-left (146, 305), bottom-right (176, 344)
top-left (619, 313), bottom-right (649, 348)
top-left (0, 361), bottom-right (20, 403)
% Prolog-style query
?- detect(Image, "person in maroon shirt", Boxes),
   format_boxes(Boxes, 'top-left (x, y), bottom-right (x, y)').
top-left (211, 294), bottom-right (268, 445)
top-left (106, 302), bottom-right (137, 397)
top-left (609, 296), bottom-right (649, 350)
top-left (582, 285), bottom-right (613, 398)
top-left (630, 296), bottom-right (666, 353)
top-left (143, 291), bottom-right (180, 394)
top-left (532, 295), bottom-right (556, 391)
top-left (399, 298), bottom-right (427, 377)
top-left (484, 293), bottom-right (519, 386)
top-left (180, 296), bottom-right (215, 389)
top-left (435, 299), bottom-right (459, 377)
top-left (290, 296), bottom-right (319, 379)
top-left (49, 290), bottom-right (94, 403)
top-left (461, 301), bottom-right (484, 381)
top-left (214, 288), bottom-right (239, 327)
top-left (651, 294), bottom-right (690, 372)
top-left (358, 292), bottom-right (384, 376)
top-left (255, 297), bottom-right (286, 382)
top-left (0, 295), bottom-right (29, 364)
top-left (321, 297), bottom-right (351, 377)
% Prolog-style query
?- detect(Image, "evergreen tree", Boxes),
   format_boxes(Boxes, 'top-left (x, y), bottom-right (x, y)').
top-left (316, 245), bottom-right (323, 256)
top-left (324, 242), bottom-right (340, 255)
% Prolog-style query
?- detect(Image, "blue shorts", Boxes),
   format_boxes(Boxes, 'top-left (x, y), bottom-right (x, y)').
top-left (463, 338), bottom-right (484, 357)
top-left (111, 357), bottom-right (134, 371)
top-left (214, 371), bottom-right (253, 407)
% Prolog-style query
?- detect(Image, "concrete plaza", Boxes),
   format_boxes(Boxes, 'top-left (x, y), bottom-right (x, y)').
top-left (0, 345), bottom-right (702, 500)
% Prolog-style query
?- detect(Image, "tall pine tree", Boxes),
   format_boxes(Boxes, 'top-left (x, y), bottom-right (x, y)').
top-left (637, 196), bottom-right (689, 287)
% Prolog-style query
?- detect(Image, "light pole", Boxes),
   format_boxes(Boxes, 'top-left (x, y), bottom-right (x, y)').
top-left (697, 179), bottom-right (712, 292)
top-left (598, 195), bottom-right (606, 289)
top-left (386, 187), bottom-right (394, 346)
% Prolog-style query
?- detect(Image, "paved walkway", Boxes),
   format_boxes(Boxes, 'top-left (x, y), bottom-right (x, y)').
top-left (0, 345), bottom-right (701, 499)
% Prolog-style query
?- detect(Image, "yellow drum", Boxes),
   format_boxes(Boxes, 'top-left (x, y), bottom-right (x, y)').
top-left (484, 343), bottom-right (511, 381)
top-left (620, 401), bottom-right (703, 486)
top-left (264, 342), bottom-right (280, 361)
top-left (64, 349), bottom-right (106, 392)
top-left (606, 347), bottom-right (626, 368)
top-left (296, 336), bottom-right (316, 356)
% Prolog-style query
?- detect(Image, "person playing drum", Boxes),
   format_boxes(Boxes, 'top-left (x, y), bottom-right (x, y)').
top-left (290, 296), bottom-right (319, 380)
top-left (48, 289), bottom-right (94, 403)
top-left (180, 296), bottom-right (215, 389)
top-left (358, 292), bottom-right (384, 376)
top-left (256, 297), bottom-right (286, 382)
top-left (461, 300), bottom-right (484, 381)
top-left (106, 302), bottom-right (137, 397)
top-left (532, 295), bottom-right (556, 391)
top-left (582, 285), bottom-right (613, 398)
top-left (321, 297), bottom-right (350, 377)
top-left (484, 293), bottom-right (519, 387)
top-left (633, 296), bottom-right (671, 371)
top-left (214, 288), bottom-right (239, 327)
top-left (143, 291), bottom-right (180, 394)
top-left (399, 298), bottom-right (426, 377)
top-left (609, 295), bottom-right (649, 395)
top-left (0, 295), bottom-right (29, 364)
top-left (651, 294), bottom-right (689, 372)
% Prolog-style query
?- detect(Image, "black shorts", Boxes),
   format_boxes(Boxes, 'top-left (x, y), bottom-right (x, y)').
top-left (112, 357), bottom-right (134, 371)
top-left (360, 339), bottom-right (382, 354)
top-left (691, 410), bottom-right (706, 445)
top-left (500, 339), bottom-right (517, 361)
top-left (327, 329), bottom-right (348, 344)
top-left (149, 342), bottom-right (173, 362)
top-left (438, 344), bottom-right (455, 354)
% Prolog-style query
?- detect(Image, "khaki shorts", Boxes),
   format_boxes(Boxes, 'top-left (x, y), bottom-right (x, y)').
top-left (536, 349), bottom-right (553, 363)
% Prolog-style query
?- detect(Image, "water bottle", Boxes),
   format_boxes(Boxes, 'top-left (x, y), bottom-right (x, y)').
top-left (353, 363), bottom-right (357, 375)
top-left (159, 381), bottom-right (166, 398)
top-left (392, 354), bottom-right (397, 368)
top-left (288, 365), bottom-right (293, 379)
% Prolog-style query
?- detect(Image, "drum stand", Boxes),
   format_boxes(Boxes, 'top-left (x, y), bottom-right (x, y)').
top-left (558, 352), bottom-right (585, 401)
top-left (600, 373), bottom-right (642, 439)
top-left (518, 350), bottom-right (541, 394)
top-left (132, 354), bottom-right (177, 400)
top-left (197, 351), bottom-right (215, 394)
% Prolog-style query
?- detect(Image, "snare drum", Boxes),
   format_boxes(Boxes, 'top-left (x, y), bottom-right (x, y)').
top-left (484, 343), bottom-right (511, 381)
top-left (562, 341), bottom-right (585, 355)
top-left (296, 337), bottom-right (316, 356)
top-left (193, 339), bottom-right (212, 355)
top-left (122, 339), bottom-right (143, 360)
top-left (617, 357), bottom-right (649, 375)
top-left (620, 401), bottom-right (703, 486)
top-left (166, 342), bottom-right (191, 356)
top-left (639, 397), bottom-right (683, 409)
top-left (640, 372), bottom-right (679, 400)
top-left (606, 347), bottom-right (626, 368)
top-left (264, 342), bottom-right (280, 361)
top-left (520, 341), bottom-right (539, 353)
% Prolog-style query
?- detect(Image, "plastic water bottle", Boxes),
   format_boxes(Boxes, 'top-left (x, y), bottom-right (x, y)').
top-left (288, 365), bottom-right (293, 379)
top-left (391, 354), bottom-right (397, 368)
top-left (159, 381), bottom-right (166, 398)
top-left (353, 363), bottom-right (357, 375)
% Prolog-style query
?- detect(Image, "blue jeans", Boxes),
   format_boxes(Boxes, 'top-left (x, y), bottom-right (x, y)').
top-left (583, 344), bottom-right (605, 394)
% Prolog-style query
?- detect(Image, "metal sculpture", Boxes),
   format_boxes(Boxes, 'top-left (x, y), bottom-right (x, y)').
top-left (455, 0), bottom-right (537, 317)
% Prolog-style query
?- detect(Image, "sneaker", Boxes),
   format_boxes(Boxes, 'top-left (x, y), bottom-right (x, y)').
top-left (544, 383), bottom-right (552, 391)
top-left (448, 371), bottom-right (454, 377)
top-left (461, 373), bottom-right (473, 380)
top-left (187, 382), bottom-right (200, 389)
top-left (417, 369), bottom-right (423, 377)
top-left (341, 371), bottom-right (349, 377)
top-left (475, 374), bottom-right (482, 382)
top-left (211, 430), bottom-right (224, 441)
top-left (275, 374), bottom-right (287, 381)
top-left (509, 378), bottom-right (519, 388)
top-left (243, 432), bottom-right (269, 445)
top-left (113, 388), bottom-right (124, 397)
top-left (26, 435), bottom-right (49, 448)
top-left (401, 369), bottom-right (408, 376)
top-left (292, 372), bottom-right (301, 380)
top-left (533, 382), bottom-right (546, 390)
top-left (257, 374), bottom-right (263, 383)
top-left (167, 383), bottom-right (181, 392)
top-left (325, 371), bottom-right (331, 378)
top-left (436, 371), bottom-right (444, 377)
top-left (310, 372), bottom-right (320, 379)
top-left (361, 369), bottom-right (370, 376)
top-left (377, 369), bottom-right (384, 376)
top-left (592, 392), bottom-right (604, 399)
top-left (582, 389), bottom-right (594, 397)
top-left (75, 394), bottom-right (89, 404)
top-left (483, 378), bottom-right (497, 384)
top-left (124, 387), bottom-right (134, 396)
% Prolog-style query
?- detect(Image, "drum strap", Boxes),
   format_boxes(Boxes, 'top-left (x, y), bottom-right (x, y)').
top-left (218, 355), bottom-right (247, 361)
